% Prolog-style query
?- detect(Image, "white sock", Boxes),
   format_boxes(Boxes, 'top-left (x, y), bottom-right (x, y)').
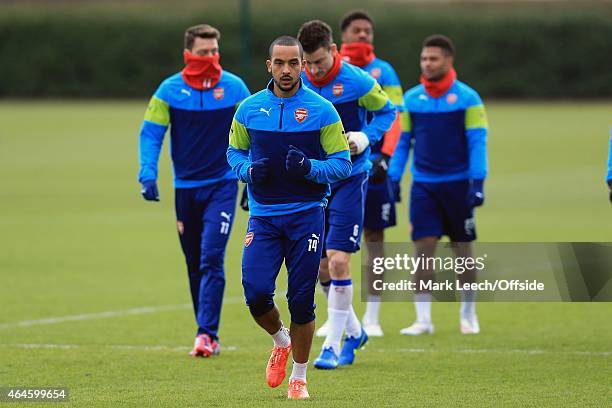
top-left (460, 290), bottom-right (476, 319)
top-left (323, 279), bottom-right (353, 355)
top-left (345, 305), bottom-right (362, 338)
top-left (290, 360), bottom-right (308, 382)
top-left (363, 294), bottom-right (381, 325)
top-left (414, 292), bottom-right (432, 324)
top-left (323, 309), bottom-right (348, 355)
top-left (271, 325), bottom-right (291, 348)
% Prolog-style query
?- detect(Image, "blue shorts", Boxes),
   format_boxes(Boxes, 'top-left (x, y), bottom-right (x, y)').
top-left (241, 206), bottom-right (325, 324)
top-left (410, 180), bottom-right (476, 242)
top-left (324, 172), bottom-right (368, 254)
top-left (364, 177), bottom-right (397, 231)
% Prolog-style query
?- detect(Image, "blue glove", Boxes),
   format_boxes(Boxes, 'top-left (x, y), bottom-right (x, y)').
top-left (286, 145), bottom-right (312, 177)
top-left (141, 180), bottom-right (159, 201)
top-left (391, 180), bottom-right (401, 203)
top-left (248, 158), bottom-right (270, 185)
top-left (468, 179), bottom-right (485, 208)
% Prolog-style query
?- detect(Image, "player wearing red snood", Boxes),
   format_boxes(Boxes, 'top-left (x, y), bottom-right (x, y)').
top-left (137, 24), bottom-right (250, 357)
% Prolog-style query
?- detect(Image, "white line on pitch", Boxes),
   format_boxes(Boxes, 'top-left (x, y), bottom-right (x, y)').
top-left (0, 343), bottom-right (608, 357)
top-left (0, 296), bottom-right (244, 330)
top-left (372, 348), bottom-right (611, 357)
top-left (0, 343), bottom-right (238, 352)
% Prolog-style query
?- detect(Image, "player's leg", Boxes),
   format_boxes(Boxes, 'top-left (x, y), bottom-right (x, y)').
top-left (316, 173), bottom-right (369, 369)
top-left (174, 188), bottom-right (208, 355)
top-left (284, 206), bottom-right (325, 399)
top-left (315, 196), bottom-right (333, 338)
top-left (195, 180), bottom-right (238, 353)
top-left (362, 178), bottom-right (396, 336)
top-left (400, 182), bottom-right (443, 335)
top-left (315, 258), bottom-right (331, 337)
top-left (443, 180), bottom-right (479, 334)
top-left (241, 215), bottom-right (289, 388)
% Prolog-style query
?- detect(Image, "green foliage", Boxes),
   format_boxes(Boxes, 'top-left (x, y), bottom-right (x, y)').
top-left (1, 4), bottom-right (611, 97)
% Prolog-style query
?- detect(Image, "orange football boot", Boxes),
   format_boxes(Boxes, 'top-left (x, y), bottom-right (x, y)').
top-left (189, 333), bottom-right (220, 357)
top-left (287, 379), bottom-right (309, 400)
top-left (266, 344), bottom-right (292, 388)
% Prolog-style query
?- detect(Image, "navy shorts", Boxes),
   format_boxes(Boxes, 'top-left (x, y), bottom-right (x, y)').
top-left (324, 172), bottom-right (369, 254)
top-left (241, 206), bottom-right (325, 324)
top-left (410, 180), bottom-right (476, 242)
top-left (364, 177), bottom-right (397, 231)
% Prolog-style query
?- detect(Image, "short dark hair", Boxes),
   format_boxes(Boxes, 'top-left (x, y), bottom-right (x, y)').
top-left (340, 10), bottom-right (374, 32)
top-left (268, 35), bottom-right (303, 58)
top-left (297, 20), bottom-right (333, 53)
top-left (184, 24), bottom-right (220, 50)
top-left (423, 34), bottom-right (455, 57)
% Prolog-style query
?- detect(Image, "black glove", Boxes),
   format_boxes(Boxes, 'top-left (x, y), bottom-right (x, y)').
top-left (248, 158), bottom-right (270, 185)
top-left (240, 186), bottom-right (249, 211)
top-left (286, 145), bottom-right (312, 178)
top-left (370, 154), bottom-right (390, 184)
top-left (391, 180), bottom-right (401, 203)
top-left (140, 180), bottom-right (160, 201)
top-left (608, 180), bottom-right (612, 203)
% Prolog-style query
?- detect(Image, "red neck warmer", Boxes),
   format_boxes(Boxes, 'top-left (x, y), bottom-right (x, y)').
top-left (420, 67), bottom-right (457, 98)
top-left (181, 50), bottom-right (222, 90)
top-left (340, 42), bottom-right (375, 68)
top-left (305, 51), bottom-right (343, 88)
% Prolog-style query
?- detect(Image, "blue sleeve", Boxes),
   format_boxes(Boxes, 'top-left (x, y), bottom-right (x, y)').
top-left (138, 121), bottom-right (167, 183)
top-left (465, 91), bottom-right (488, 180)
top-left (357, 71), bottom-right (396, 145)
top-left (305, 150), bottom-right (352, 184)
top-left (467, 128), bottom-right (488, 180)
top-left (607, 134), bottom-right (612, 182)
top-left (362, 98), bottom-right (396, 146)
top-left (226, 146), bottom-right (251, 183)
top-left (388, 130), bottom-right (412, 182)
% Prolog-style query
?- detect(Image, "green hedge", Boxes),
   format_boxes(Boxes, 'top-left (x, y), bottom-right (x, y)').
top-left (1, 11), bottom-right (611, 98)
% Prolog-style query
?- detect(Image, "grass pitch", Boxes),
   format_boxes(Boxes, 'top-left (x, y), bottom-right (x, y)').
top-left (0, 100), bottom-right (611, 406)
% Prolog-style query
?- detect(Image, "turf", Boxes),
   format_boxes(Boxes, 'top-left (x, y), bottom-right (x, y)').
top-left (0, 101), bottom-right (611, 406)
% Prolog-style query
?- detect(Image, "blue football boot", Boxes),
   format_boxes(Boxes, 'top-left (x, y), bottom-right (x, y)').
top-left (339, 327), bottom-right (369, 366)
top-left (313, 346), bottom-right (339, 370)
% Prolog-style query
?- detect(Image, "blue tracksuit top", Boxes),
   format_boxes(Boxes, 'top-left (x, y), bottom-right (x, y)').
top-left (389, 79), bottom-right (489, 183)
top-left (301, 61), bottom-right (396, 176)
top-left (138, 70), bottom-right (250, 188)
top-left (227, 80), bottom-right (352, 217)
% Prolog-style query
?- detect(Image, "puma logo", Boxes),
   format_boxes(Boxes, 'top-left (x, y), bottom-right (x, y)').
top-left (259, 107), bottom-right (272, 116)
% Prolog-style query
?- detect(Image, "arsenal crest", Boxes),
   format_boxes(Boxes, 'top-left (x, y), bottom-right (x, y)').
top-left (244, 232), bottom-right (254, 247)
top-left (370, 68), bottom-right (381, 79)
top-left (213, 87), bottom-right (224, 100)
top-left (446, 93), bottom-right (458, 104)
top-left (332, 83), bottom-right (344, 97)
top-left (294, 108), bottom-right (308, 123)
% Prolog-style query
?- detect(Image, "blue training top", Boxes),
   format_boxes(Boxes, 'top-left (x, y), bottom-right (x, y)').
top-left (389, 79), bottom-right (489, 183)
top-left (227, 80), bottom-right (352, 217)
top-left (301, 61), bottom-right (396, 176)
top-left (138, 70), bottom-right (250, 188)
